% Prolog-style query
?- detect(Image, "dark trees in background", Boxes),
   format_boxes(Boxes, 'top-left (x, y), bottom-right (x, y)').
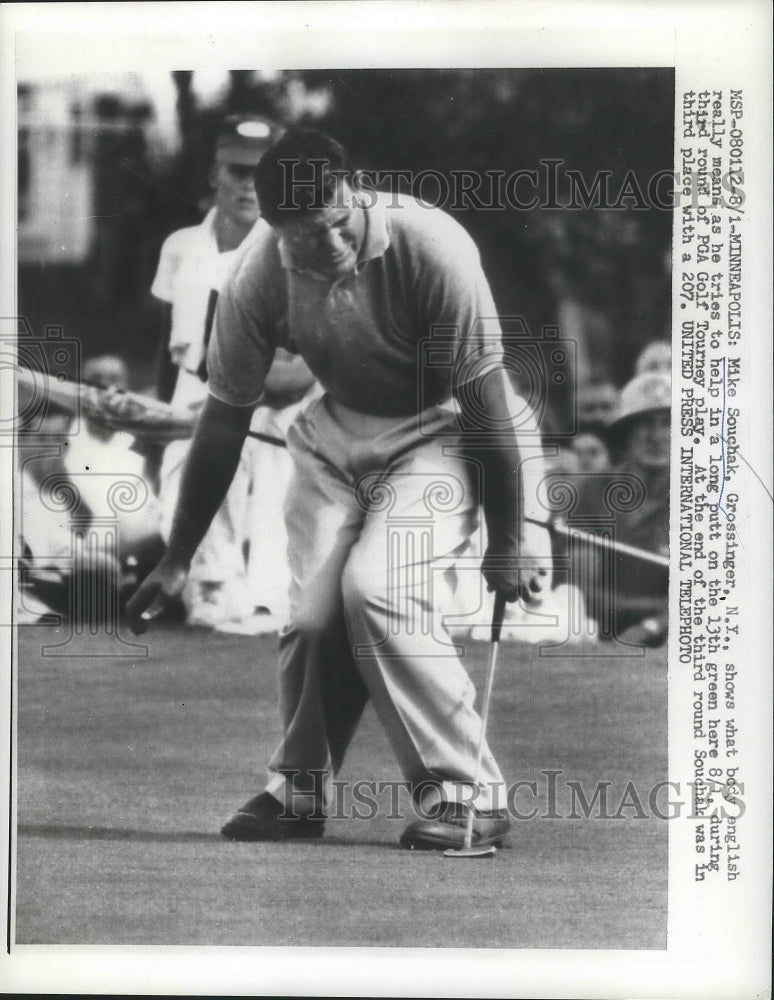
top-left (310, 68), bottom-right (674, 382)
top-left (176, 67), bottom-right (674, 392)
top-left (18, 68), bottom-right (674, 395)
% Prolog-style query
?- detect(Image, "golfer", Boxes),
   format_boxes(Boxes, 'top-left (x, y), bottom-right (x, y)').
top-left (128, 128), bottom-right (551, 851)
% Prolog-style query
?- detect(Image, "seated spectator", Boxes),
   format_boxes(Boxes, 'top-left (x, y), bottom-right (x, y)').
top-left (570, 430), bottom-right (611, 474)
top-left (576, 378), bottom-right (619, 435)
top-left (75, 355), bottom-right (164, 580)
top-left (543, 442), bottom-right (581, 477)
top-left (572, 371), bottom-right (670, 645)
top-left (634, 339), bottom-right (671, 375)
top-left (18, 355), bottom-right (164, 623)
top-left (18, 401), bottom-right (95, 622)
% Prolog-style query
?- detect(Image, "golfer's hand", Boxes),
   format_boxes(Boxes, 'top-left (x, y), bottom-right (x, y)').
top-left (482, 521), bottom-right (552, 605)
top-left (125, 557), bottom-right (189, 635)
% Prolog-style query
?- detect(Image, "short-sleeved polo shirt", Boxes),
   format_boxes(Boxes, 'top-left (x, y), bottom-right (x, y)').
top-left (207, 191), bottom-right (503, 417)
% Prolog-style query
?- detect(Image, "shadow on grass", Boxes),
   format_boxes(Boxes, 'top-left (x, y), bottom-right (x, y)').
top-left (19, 824), bottom-right (225, 844)
top-left (18, 823), bottom-right (404, 851)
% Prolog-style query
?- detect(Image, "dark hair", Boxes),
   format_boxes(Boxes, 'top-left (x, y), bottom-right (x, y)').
top-left (254, 128), bottom-right (355, 226)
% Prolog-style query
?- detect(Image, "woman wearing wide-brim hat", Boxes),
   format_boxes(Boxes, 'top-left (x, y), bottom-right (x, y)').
top-left (603, 370), bottom-right (671, 643)
top-left (570, 370), bottom-right (671, 646)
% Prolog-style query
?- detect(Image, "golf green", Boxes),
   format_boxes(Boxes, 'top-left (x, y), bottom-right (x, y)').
top-left (14, 623), bottom-right (667, 948)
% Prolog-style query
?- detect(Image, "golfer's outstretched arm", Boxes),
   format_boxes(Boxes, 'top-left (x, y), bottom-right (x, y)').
top-left (463, 366), bottom-right (525, 546)
top-left (166, 394), bottom-right (252, 560)
top-left (460, 365), bottom-right (552, 604)
top-left (126, 394), bottom-right (253, 631)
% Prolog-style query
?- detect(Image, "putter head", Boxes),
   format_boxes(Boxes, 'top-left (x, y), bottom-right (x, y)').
top-left (443, 844), bottom-right (497, 859)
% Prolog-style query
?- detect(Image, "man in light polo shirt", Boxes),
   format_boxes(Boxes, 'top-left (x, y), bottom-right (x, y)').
top-left (129, 128), bottom-right (552, 851)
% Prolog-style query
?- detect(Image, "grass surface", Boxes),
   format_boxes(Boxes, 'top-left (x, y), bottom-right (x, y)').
top-left (15, 623), bottom-right (667, 948)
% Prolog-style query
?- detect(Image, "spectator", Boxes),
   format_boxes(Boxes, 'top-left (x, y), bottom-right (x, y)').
top-left (151, 115), bottom-right (315, 632)
top-left (576, 378), bottom-right (619, 435)
top-left (75, 355), bottom-right (165, 589)
top-left (634, 338), bottom-right (671, 375)
top-left (570, 430), bottom-right (611, 474)
top-left (18, 401), bottom-right (94, 622)
top-left (543, 442), bottom-right (581, 477)
top-left (573, 371), bottom-right (670, 645)
top-left (18, 355), bottom-right (164, 622)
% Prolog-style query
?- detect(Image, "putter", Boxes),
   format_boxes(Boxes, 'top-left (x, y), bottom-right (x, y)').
top-left (444, 590), bottom-right (507, 860)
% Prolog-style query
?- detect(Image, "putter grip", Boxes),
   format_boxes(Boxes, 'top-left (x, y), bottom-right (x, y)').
top-left (491, 592), bottom-right (507, 644)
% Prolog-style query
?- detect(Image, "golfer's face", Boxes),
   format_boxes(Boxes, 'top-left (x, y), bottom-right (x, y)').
top-left (276, 181), bottom-right (366, 278)
top-left (214, 162), bottom-right (260, 227)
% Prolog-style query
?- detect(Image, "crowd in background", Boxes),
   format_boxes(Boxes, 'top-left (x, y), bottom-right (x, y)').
top-left (18, 337), bottom-right (672, 648)
top-left (17, 69), bottom-right (674, 648)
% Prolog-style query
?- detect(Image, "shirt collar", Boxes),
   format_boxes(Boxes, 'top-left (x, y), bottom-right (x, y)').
top-left (355, 192), bottom-right (390, 269)
top-left (202, 207), bottom-right (219, 246)
top-left (205, 208), bottom-right (266, 254)
top-left (277, 192), bottom-right (391, 276)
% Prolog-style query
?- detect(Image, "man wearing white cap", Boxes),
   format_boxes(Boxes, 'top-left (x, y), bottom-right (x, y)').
top-left (152, 116), bottom-right (315, 630)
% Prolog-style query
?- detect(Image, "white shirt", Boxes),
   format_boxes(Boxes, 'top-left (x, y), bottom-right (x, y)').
top-left (152, 209), bottom-right (267, 381)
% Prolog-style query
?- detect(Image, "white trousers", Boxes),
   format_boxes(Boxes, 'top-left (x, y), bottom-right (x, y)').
top-left (244, 403), bottom-right (308, 621)
top-left (160, 369), bottom-right (250, 588)
top-left (159, 437), bottom-right (251, 585)
top-left (265, 396), bottom-right (506, 815)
